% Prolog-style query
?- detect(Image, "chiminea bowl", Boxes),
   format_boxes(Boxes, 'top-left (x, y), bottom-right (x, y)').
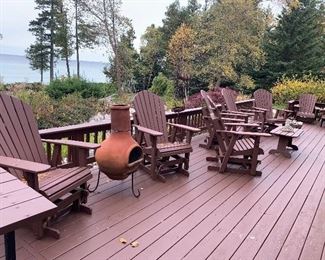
top-left (95, 104), bottom-right (143, 180)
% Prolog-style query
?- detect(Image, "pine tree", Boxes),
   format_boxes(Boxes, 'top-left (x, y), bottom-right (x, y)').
top-left (26, 9), bottom-right (51, 83)
top-left (56, 0), bottom-right (74, 78)
top-left (258, 0), bottom-right (325, 88)
top-left (27, 0), bottom-right (59, 82)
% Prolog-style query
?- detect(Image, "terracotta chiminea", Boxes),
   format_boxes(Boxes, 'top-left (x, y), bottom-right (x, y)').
top-left (95, 105), bottom-right (143, 181)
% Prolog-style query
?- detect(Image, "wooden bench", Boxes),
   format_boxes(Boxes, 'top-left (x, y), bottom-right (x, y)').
top-left (0, 168), bottom-right (56, 260)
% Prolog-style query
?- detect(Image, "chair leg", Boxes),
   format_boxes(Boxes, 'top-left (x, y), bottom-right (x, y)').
top-left (184, 153), bottom-right (190, 170)
top-left (250, 138), bottom-right (261, 176)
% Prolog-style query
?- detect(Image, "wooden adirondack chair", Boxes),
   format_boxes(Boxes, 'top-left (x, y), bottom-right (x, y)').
top-left (133, 90), bottom-right (200, 182)
top-left (253, 89), bottom-right (293, 130)
top-left (222, 88), bottom-right (266, 131)
top-left (200, 90), bottom-right (258, 149)
top-left (296, 94), bottom-right (317, 123)
top-left (0, 93), bottom-right (100, 238)
top-left (202, 90), bottom-right (271, 176)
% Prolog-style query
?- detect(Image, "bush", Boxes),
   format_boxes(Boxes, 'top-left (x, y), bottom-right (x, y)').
top-left (149, 73), bottom-right (183, 109)
top-left (272, 77), bottom-right (325, 105)
top-left (14, 89), bottom-right (107, 129)
top-left (46, 77), bottom-right (117, 99)
top-left (185, 87), bottom-right (224, 108)
top-left (149, 73), bottom-right (174, 97)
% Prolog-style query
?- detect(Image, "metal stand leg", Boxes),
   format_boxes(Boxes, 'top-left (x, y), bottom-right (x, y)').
top-left (131, 172), bottom-right (141, 198)
top-left (4, 231), bottom-right (16, 260)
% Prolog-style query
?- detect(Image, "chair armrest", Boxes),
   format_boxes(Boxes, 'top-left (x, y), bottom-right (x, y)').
top-left (167, 122), bottom-right (200, 133)
top-left (252, 106), bottom-right (268, 112)
top-left (221, 117), bottom-right (245, 122)
top-left (215, 130), bottom-right (272, 137)
top-left (0, 155), bottom-right (51, 174)
top-left (42, 139), bottom-right (100, 150)
top-left (240, 108), bottom-right (265, 115)
top-left (133, 124), bottom-right (163, 137)
top-left (224, 123), bottom-right (259, 127)
top-left (274, 108), bottom-right (293, 113)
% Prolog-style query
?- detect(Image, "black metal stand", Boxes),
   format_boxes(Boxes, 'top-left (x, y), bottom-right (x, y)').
top-left (4, 231), bottom-right (16, 260)
top-left (131, 172), bottom-right (141, 198)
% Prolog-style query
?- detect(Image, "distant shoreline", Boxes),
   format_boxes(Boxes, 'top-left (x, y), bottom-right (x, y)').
top-left (0, 53), bottom-right (108, 84)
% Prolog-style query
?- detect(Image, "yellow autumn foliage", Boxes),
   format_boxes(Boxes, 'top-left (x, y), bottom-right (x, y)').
top-left (272, 77), bottom-right (325, 104)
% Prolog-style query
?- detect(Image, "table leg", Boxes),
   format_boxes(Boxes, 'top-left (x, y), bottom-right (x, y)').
top-left (288, 138), bottom-right (298, 150)
top-left (4, 231), bottom-right (16, 260)
top-left (269, 136), bottom-right (292, 158)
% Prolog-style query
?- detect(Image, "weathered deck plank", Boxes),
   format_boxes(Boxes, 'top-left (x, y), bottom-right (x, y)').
top-left (1, 123), bottom-right (324, 260)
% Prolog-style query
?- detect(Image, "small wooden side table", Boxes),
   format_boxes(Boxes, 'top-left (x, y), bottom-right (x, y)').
top-left (269, 126), bottom-right (303, 158)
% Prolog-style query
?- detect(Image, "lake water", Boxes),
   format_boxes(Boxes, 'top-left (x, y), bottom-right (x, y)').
top-left (0, 53), bottom-right (107, 83)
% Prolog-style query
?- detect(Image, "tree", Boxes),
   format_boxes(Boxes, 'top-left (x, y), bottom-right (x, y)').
top-left (28, 0), bottom-right (60, 82)
top-left (257, 0), bottom-right (325, 88)
top-left (72, 0), bottom-right (99, 78)
top-left (194, 0), bottom-right (267, 88)
top-left (26, 34), bottom-right (50, 83)
top-left (167, 24), bottom-right (196, 100)
top-left (79, 0), bottom-right (132, 92)
top-left (27, 4), bottom-right (52, 83)
top-left (56, 0), bottom-right (74, 77)
top-left (104, 27), bottom-right (138, 91)
top-left (135, 25), bottom-right (165, 90)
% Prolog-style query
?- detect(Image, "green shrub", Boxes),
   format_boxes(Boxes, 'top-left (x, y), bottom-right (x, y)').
top-left (14, 89), bottom-right (107, 129)
top-left (272, 77), bottom-right (325, 105)
top-left (149, 73), bottom-right (174, 96)
top-left (149, 73), bottom-right (183, 108)
top-left (15, 89), bottom-right (55, 129)
top-left (46, 77), bottom-right (117, 99)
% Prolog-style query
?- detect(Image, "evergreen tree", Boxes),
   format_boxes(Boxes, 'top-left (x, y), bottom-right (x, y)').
top-left (56, 0), bottom-right (74, 78)
top-left (27, 0), bottom-right (59, 82)
top-left (26, 26), bottom-right (50, 83)
top-left (26, 6), bottom-right (52, 83)
top-left (257, 0), bottom-right (325, 88)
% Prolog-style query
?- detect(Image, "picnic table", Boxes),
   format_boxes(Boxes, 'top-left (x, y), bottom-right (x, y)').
top-left (0, 168), bottom-right (56, 260)
top-left (269, 126), bottom-right (303, 158)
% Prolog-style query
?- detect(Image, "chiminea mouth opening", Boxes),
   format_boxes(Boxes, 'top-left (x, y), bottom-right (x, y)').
top-left (128, 146), bottom-right (143, 164)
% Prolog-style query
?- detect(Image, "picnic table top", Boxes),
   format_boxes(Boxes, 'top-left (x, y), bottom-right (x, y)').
top-left (271, 126), bottom-right (304, 138)
top-left (0, 168), bottom-right (57, 235)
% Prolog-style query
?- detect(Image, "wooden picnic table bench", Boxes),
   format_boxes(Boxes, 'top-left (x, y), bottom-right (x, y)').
top-left (0, 168), bottom-right (57, 260)
top-left (269, 126), bottom-right (303, 158)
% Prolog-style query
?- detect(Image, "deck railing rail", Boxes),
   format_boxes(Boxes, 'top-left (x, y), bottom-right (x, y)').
top-left (39, 99), bottom-right (254, 165)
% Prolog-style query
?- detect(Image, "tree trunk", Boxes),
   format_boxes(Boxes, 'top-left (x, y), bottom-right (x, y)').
top-left (75, 0), bottom-right (80, 78)
top-left (50, 0), bottom-right (55, 81)
top-left (65, 56), bottom-right (70, 78)
top-left (40, 69), bottom-right (43, 83)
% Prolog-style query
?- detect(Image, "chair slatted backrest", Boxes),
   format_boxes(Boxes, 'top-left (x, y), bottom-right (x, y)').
top-left (201, 90), bottom-right (229, 153)
top-left (299, 94), bottom-right (317, 114)
top-left (0, 93), bottom-right (48, 177)
top-left (133, 90), bottom-right (169, 146)
top-left (254, 89), bottom-right (273, 119)
top-left (221, 88), bottom-right (238, 112)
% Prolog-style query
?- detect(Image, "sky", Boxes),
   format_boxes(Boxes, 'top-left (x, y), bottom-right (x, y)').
top-left (0, 0), bottom-right (279, 62)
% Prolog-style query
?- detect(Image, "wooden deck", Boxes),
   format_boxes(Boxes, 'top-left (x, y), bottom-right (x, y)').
top-left (1, 123), bottom-right (325, 260)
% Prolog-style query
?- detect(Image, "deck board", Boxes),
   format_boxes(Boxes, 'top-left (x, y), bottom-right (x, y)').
top-left (1, 123), bottom-right (324, 260)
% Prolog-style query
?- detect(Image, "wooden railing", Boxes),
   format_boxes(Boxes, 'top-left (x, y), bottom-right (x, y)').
top-left (39, 99), bottom-right (254, 164)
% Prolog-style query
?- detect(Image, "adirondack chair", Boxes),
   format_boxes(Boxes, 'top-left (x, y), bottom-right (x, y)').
top-left (202, 90), bottom-right (271, 176)
top-left (296, 94), bottom-right (317, 123)
top-left (0, 93), bottom-right (100, 239)
top-left (222, 88), bottom-right (266, 131)
top-left (253, 89), bottom-right (293, 130)
top-left (200, 90), bottom-right (258, 149)
top-left (133, 90), bottom-right (200, 182)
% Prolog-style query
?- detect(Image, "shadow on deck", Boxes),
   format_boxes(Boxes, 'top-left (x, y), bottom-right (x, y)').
top-left (1, 123), bottom-right (325, 260)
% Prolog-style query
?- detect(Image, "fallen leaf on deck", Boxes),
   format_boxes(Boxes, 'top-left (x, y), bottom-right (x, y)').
top-left (119, 238), bottom-right (128, 244)
top-left (131, 241), bottom-right (139, 248)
